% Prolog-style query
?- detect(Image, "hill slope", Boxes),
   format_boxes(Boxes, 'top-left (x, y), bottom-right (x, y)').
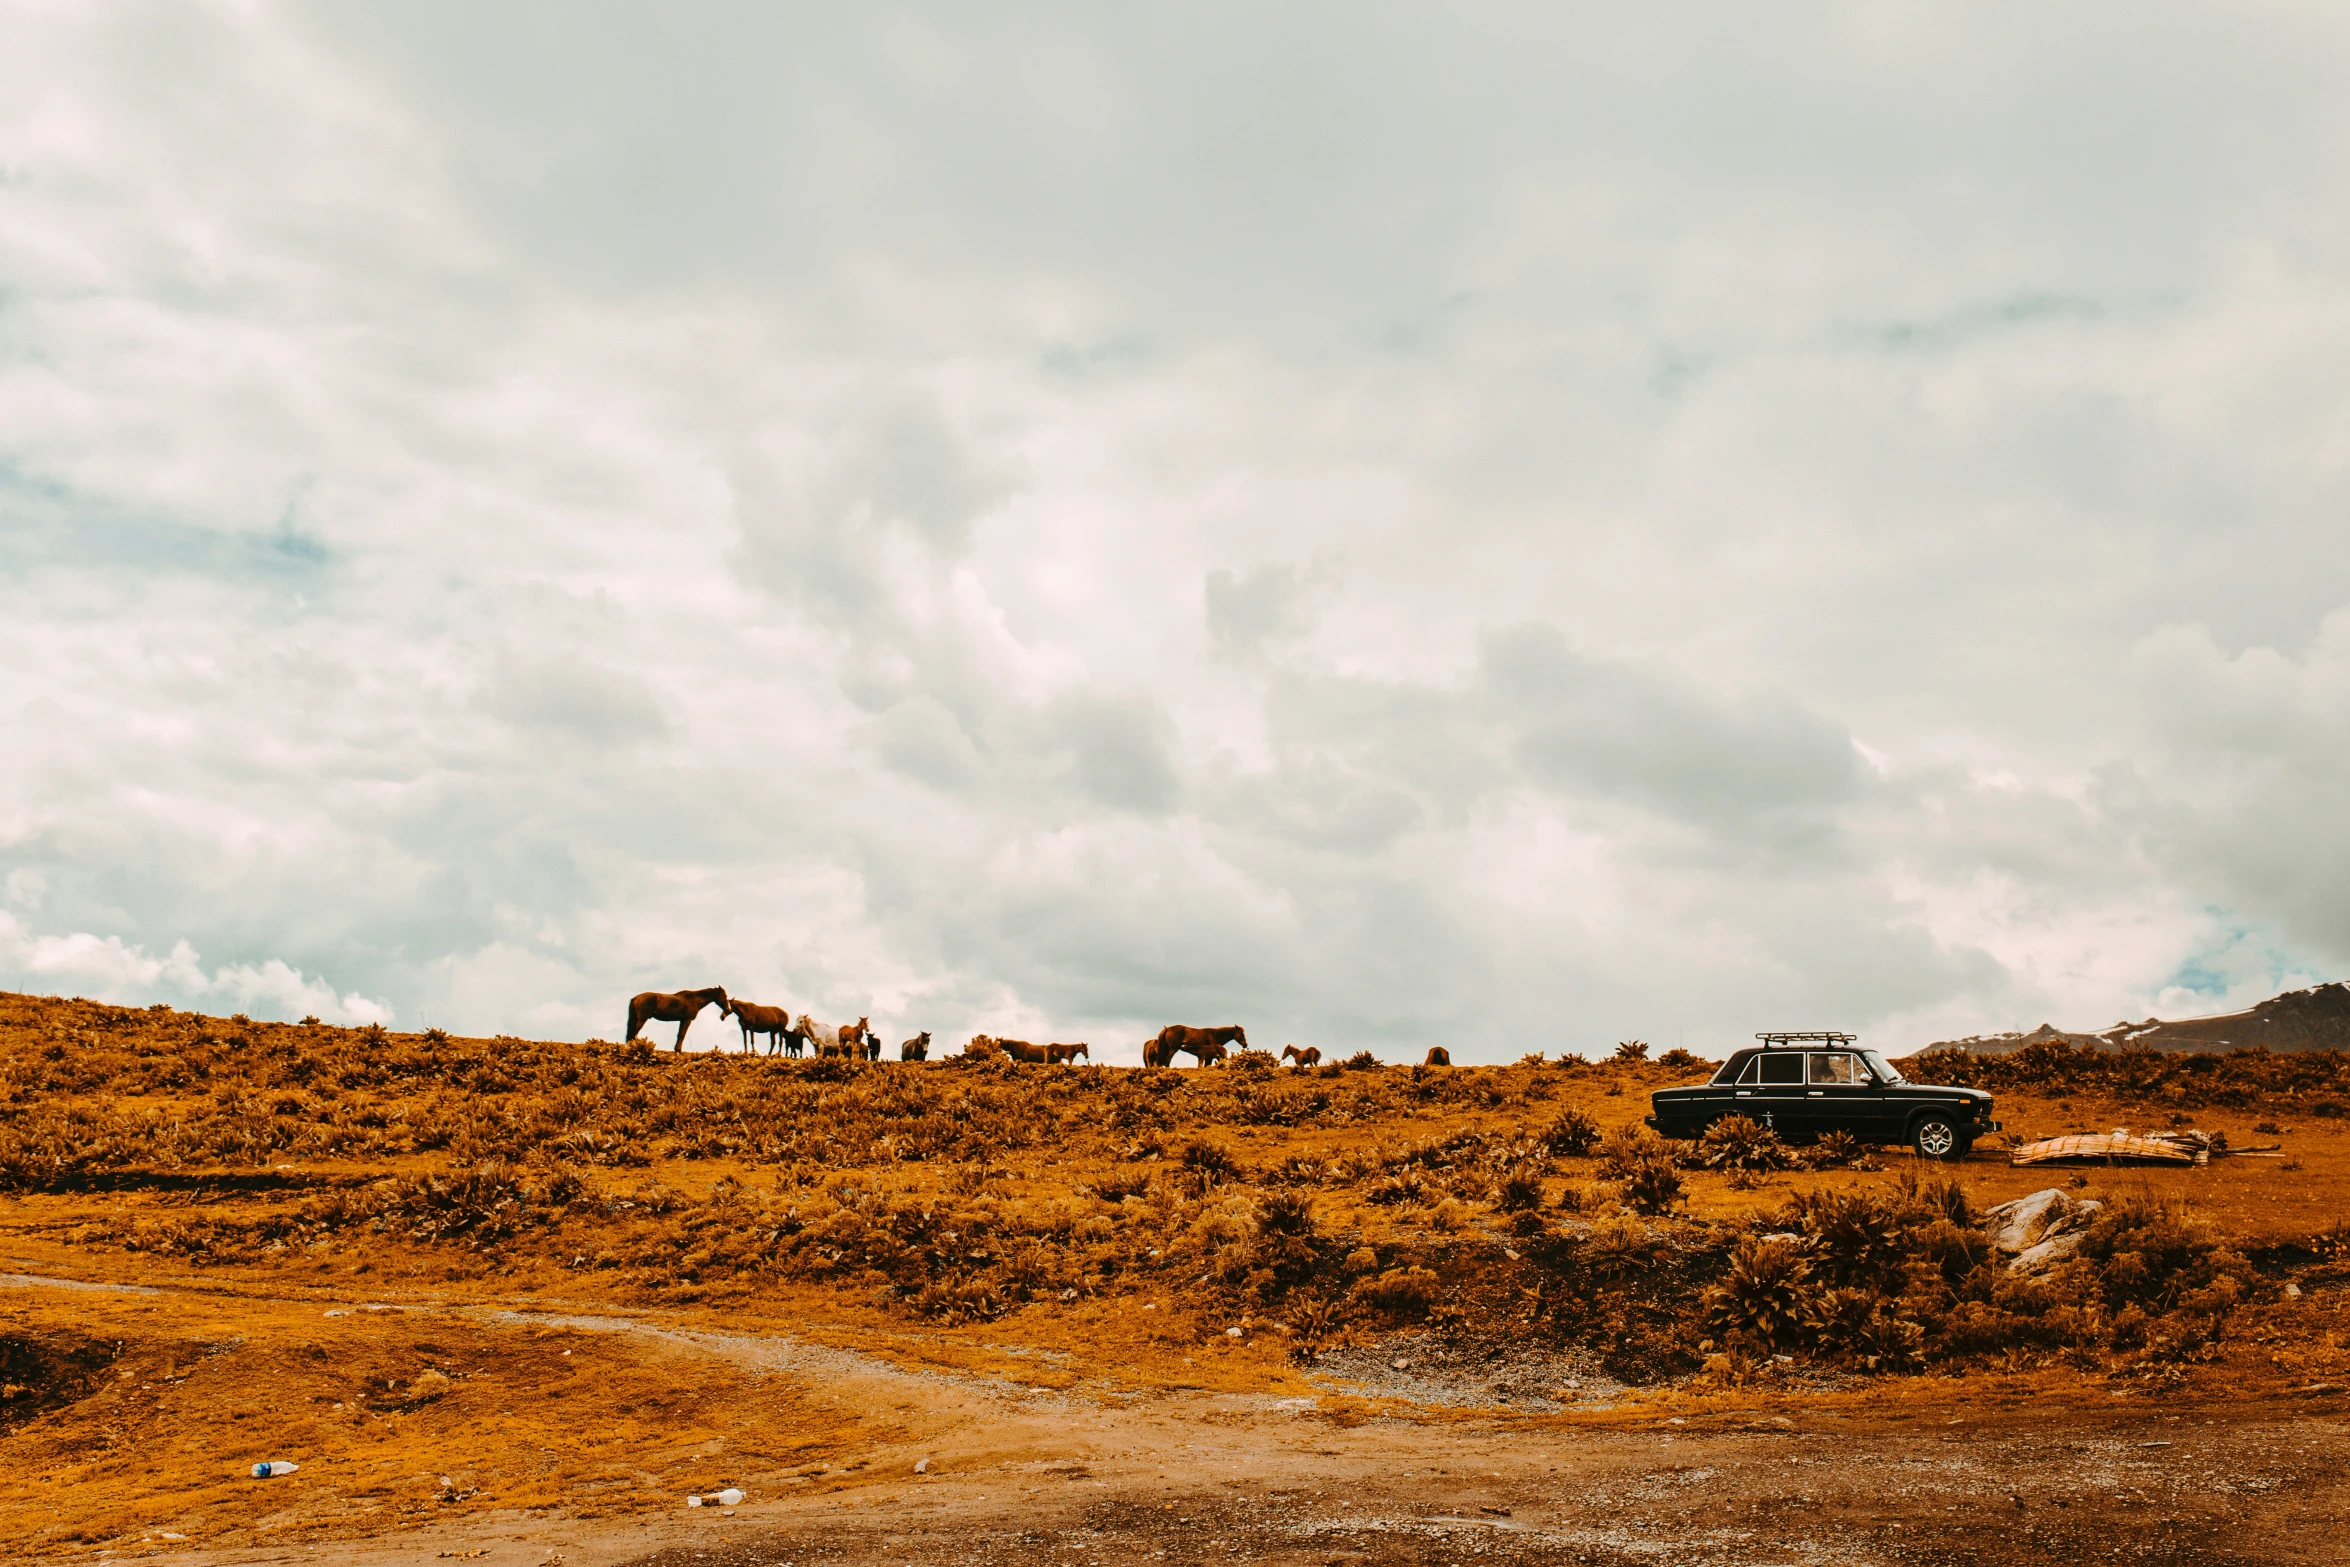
top-left (1925, 980), bottom-right (2350, 1055)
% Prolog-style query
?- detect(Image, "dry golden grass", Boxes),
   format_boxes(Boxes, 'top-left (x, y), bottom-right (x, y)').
top-left (4, 992), bottom-right (2349, 1556)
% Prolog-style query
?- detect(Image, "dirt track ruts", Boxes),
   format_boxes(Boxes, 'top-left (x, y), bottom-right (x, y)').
top-left (607, 1403), bottom-right (2350, 1567)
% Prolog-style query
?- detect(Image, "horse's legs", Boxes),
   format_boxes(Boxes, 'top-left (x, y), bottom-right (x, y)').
top-left (674, 1016), bottom-right (692, 1051)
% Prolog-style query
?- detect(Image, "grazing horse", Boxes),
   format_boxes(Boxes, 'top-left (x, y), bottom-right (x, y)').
top-left (797, 1014), bottom-right (851, 1060)
top-left (1151, 1024), bottom-right (1246, 1068)
top-left (1281, 1044), bottom-right (1322, 1068)
top-left (721, 999), bottom-right (793, 1054)
top-left (1423, 1046), bottom-right (1452, 1066)
top-left (626, 987), bottom-right (729, 1051)
top-left (997, 1038), bottom-right (1049, 1064)
top-left (1045, 1042), bottom-right (1090, 1064)
top-left (900, 1031), bottom-right (931, 1062)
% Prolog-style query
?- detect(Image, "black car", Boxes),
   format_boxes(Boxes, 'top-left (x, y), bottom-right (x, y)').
top-left (1645, 1032), bottom-right (1999, 1160)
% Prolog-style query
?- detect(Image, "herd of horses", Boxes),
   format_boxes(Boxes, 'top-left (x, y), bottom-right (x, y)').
top-left (621, 989), bottom-right (1458, 1068)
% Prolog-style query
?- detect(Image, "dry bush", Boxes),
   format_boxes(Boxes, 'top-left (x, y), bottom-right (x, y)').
top-left (1702, 1235), bottom-right (1817, 1352)
top-left (1599, 1125), bottom-right (1683, 1214)
top-left (1492, 1166), bottom-right (1547, 1212)
top-left (1536, 1106), bottom-right (1601, 1157)
top-left (1353, 1264), bottom-right (1441, 1318)
top-left (1690, 1114), bottom-right (1794, 1173)
top-left (0, 994), bottom-right (2291, 1389)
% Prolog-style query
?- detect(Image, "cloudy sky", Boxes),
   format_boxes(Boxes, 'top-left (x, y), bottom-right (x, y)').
top-left (4, 3), bottom-right (2348, 1061)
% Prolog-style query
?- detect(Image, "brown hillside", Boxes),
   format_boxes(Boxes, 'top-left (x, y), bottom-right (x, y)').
top-left (1, 991), bottom-right (2346, 1559)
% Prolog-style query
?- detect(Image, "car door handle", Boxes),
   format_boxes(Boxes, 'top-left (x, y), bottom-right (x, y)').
top-left (1734, 1091), bottom-right (1751, 1097)
top-left (1808, 1091), bottom-right (1824, 1097)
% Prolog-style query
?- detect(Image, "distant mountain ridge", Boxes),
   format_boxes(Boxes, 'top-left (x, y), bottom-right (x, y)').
top-left (1922, 981), bottom-right (2350, 1055)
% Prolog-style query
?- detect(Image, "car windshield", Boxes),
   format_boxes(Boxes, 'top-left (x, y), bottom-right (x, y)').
top-left (1862, 1049), bottom-right (1903, 1084)
top-left (1710, 1056), bottom-right (1746, 1085)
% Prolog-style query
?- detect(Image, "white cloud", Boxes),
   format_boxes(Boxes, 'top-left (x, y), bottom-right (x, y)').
top-left (3, 4), bottom-right (2348, 1059)
top-left (0, 911), bottom-right (390, 1025)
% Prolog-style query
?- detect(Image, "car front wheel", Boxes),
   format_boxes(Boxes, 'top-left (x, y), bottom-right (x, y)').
top-left (1910, 1115), bottom-right (1962, 1161)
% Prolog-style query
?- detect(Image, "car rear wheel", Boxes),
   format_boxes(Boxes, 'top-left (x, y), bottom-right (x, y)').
top-left (1910, 1115), bottom-right (1962, 1161)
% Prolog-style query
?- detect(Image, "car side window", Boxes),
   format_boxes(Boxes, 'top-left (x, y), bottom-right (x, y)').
top-left (1756, 1053), bottom-right (1804, 1085)
top-left (1809, 1052), bottom-right (1860, 1085)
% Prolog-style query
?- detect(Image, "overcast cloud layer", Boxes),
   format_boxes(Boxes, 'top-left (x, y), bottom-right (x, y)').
top-left (5, 3), bottom-right (2349, 1060)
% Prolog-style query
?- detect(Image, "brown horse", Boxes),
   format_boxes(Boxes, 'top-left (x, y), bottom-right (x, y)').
top-left (839, 1016), bottom-right (872, 1057)
top-left (626, 987), bottom-right (729, 1051)
top-left (1423, 1046), bottom-right (1452, 1066)
top-left (1280, 1044), bottom-right (1321, 1068)
top-left (721, 999), bottom-right (793, 1054)
top-left (1045, 1042), bottom-right (1090, 1064)
top-left (1151, 1024), bottom-right (1245, 1068)
top-left (997, 1038), bottom-right (1049, 1064)
top-left (900, 1031), bottom-right (931, 1062)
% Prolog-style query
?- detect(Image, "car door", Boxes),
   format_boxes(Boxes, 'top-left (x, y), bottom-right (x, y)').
top-left (1805, 1050), bottom-right (1884, 1141)
top-left (1740, 1049), bottom-right (1809, 1137)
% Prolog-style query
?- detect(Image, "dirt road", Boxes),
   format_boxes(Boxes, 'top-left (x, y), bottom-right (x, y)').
top-left (606, 1404), bottom-right (2347, 1567)
top-left (8, 1270), bottom-right (2348, 1566)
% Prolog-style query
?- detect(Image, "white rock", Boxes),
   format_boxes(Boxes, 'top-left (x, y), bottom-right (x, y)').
top-left (1981, 1189), bottom-right (2101, 1254)
top-left (2008, 1231), bottom-right (2087, 1276)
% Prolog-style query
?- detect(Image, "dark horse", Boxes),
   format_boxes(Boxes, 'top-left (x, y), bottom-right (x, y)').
top-left (721, 999), bottom-right (794, 1054)
top-left (1148, 1024), bottom-right (1246, 1068)
top-left (625, 987), bottom-right (729, 1051)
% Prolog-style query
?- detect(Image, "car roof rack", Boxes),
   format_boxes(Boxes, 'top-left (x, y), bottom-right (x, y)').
top-left (1755, 1031), bottom-right (1857, 1048)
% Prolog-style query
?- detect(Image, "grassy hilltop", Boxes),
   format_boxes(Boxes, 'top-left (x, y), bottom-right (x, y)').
top-left (2, 991), bottom-right (2342, 1376)
top-left (3, 992), bottom-right (2348, 1553)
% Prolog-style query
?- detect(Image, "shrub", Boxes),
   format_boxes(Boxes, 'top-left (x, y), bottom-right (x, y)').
top-left (1692, 1114), bottom-right (1793, 1172)
top-left (1339, 1051), bottom-right (1382, 1071)
top-left (1255, 1189), bottom-right (1314, 1237)
top-left (1851, 1304), bottom-right (1926, 1374)
top-left (1493, 1166), bottom-right (1546, 1212)
top-left (1613, 1039), bottom-right (1650, 1062)
top-left (1285, 1288), bottom-right (1343, 1362)
top-left (1579, 1214), bottom-right (1657, 1282)
top-left (1891, 1166), bottom-right (1975, 1228)
top-left (1252, 1191), bottom-right (1321, 1292)
top-left (1538, 1107), bottom-right (1601, 1157)
top-left (1179, 1139), bottom-right (1237, 1192)
top-left (1597, 1124), bottom-right (1659, 1179)
top-left (1702, 1235), bottom-right (1819, 1352)
top-left (1809, 1129), bottom-right (1867, 1168)
top-left (1363, 1172), bottom-right (1424, 1206)
top-left (1783, 1188), bottom-right (1906, 1292)
top-left (1354, 1264), bottom-right (1441, 1317)
top-left (1620, 1160), bottom-right (1683, 1215)
top-left (1655, 1048), bottom-right (1703, 1072)
top-left (1599, 1125), bottom-right (1683, 1213)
